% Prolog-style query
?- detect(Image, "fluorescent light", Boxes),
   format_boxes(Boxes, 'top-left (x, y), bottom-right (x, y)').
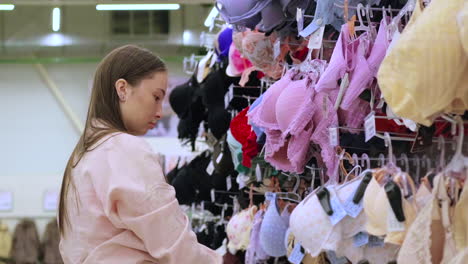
top-left (204, 6), bottom-right (219, 27)
top-left (96, 4), bottom-right (180, 11)
top-left (0, 4), bottom-right (14, 11)
top-left (52, 7), bottom-right (61, 32)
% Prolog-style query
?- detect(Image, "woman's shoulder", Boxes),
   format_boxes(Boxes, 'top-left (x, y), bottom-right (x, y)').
top-left (91, 132), bottom-right (154, 159)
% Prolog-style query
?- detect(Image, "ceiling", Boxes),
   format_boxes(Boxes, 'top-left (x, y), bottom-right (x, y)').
top-left (8, 0), bottom-right (214, 5)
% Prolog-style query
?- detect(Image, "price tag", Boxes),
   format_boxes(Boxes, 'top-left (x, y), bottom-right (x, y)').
top-left (329, 195), bottom-right (347, 226)
top-left (226, 176), bottom-right (232, 191)
top-left (43, 189), bottom-right (60, 211)
top-left (211, 189), bottom-right (216, 202)
top-left (206, 161), bottom-right (215, 175)
top-left (387, 205), bottom-right (405, 232)
top-left (238, 174), bottom-right (247, 189)
top-left (353, 232), bottom-right (369, 248)
top-left (329, 127), bottom-right (339, 147)
top-left (308, 26), bottom-right (325, 50)
top-left (343, 189), bottom-right (364, 218)
top-left (224, 84), bottom-right (234, 109)
top-left (368, 235), bottom-right (385, 248)
top-left (201, 201), bottom-right (205, 212)
top-left (273, 40), bottom-right (281, 59)
top-left (296, 8), bottom-right (304, 33)
top-left (255, 164), bottom-right (262, 182)
top-left (0, 191), bottom-right (13, 211)
top-left (216, 152), bottom-right (224, 164)
top-left (288, 242), bottom-right (305, 264)
top-left (365, 111), bottom-right (376, 142)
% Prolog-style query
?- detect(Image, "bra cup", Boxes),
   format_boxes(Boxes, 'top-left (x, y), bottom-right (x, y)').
top-left (275, 79), bottom-right (308, 133)
top-left (454, 174), bottom-right (468, 250)
top-left (364, 177), bottom-right (387, 236)
top-left (227, 206), bottom-right (256, 251)
top-left (290, 193), bottom-right (334, 257)
top-left (259, 197), bottom-right (289, 257)
top-left (385, 198), bottom-right (418, 245)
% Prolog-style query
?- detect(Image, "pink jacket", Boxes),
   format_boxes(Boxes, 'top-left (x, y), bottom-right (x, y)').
top-left (59, 133), bottom-right (221, 264)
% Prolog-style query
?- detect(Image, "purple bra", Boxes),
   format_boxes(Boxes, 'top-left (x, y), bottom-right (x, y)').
top-left (341, 18), bottom-right (392, 111)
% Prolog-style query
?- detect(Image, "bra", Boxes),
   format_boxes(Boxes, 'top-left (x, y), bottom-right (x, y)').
top-left (241, 31), bottom-right (285, 79)
top-left (259, 192), bottom-right (291, 257)
top-left (216, 0), bottom-right (271, 28)
top-left (226, 206), bottom-right (257, 252)
top-left (341, 18), bottom-right (391, 111)
top-left (290, 173), bottom-right (366, 257)
top-left (454, 170), bottom-right (468, 250)
top-left (397, 174), bottom-right (457, 264)
top-left (245, 209), bottom-right (269, 264)
top-left (363, 170), bottom-right (418, 245)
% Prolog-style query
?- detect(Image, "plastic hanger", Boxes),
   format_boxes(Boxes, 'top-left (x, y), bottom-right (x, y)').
top-left (437, 135), bottom-right (446, 172)
top-left (361, 153), bottom-right (371, 170)
top-left (444, 116), bottom-right (468, 177)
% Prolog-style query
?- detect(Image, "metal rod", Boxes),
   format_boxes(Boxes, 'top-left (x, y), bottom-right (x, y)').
top-left (334, 3), bottom-right (403, 12)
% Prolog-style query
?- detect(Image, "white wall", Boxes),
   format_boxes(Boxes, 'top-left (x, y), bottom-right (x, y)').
top-left (0, 58), bottom-right (194, 237)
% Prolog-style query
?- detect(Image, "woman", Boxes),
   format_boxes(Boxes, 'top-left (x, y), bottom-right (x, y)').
top-left (58, 45), bottom-right (221, 264)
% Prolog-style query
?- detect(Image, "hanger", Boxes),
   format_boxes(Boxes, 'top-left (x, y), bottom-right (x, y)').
top-left (361, 153), bottom-right (371, 170)
top-left (438, 135), bottom-right (446, 171)
top-left (399, 153), bottom-right (409, 173)
top-left (444, 116), bottom-right (468, 178)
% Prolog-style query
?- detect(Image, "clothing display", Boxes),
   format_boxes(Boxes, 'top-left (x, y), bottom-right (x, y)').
top-left (168, 0), bottom-right (468, 263)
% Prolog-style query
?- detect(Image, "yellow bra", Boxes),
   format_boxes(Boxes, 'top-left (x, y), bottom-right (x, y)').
top-left (378, 0), bottom-right (468, 126)
top-left (363, 169), bottom-right (418, 245)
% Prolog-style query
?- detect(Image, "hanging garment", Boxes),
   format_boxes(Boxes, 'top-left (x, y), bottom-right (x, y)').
top-left (363, 170), bottom-right (418, 245)
top-left (226, 206), bottom-right (257, 252)
top-left (397, 175), bottom-right (457, 264)
top-left (259, 193), bottom-right (291, 257)
top-left (41, 220), bottom-right (63, 264)
top-left (285, 229), bottom-right (328, 264)
top-left (453, 172), bottom-right (468, 250)
top-left (0, 222), bottom-right (11, 263)
top-left (377, 0), bottom-right (468, 126)
top-left (59, 132), bottom-right (221, 264)
top-left (459, 3), bottom-right (468, 55)
top-left (448, 248), bottom-right (468, 264)
top-left (245, 209), bottom-right (270, 264)
top-left (10, 219), bottom-right (41, 264)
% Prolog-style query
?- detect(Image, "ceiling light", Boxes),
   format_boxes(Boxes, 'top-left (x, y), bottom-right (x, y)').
top-left (96, 4), bottom-right (180, 11)
top-left (0, 4), bottom-right (14, 11)
top-left (52, 8), bottom-right (61, 32)
top-left (204, 6), bottom-right (219, 27)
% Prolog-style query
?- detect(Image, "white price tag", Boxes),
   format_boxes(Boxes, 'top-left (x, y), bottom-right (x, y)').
top-left (329, 127), bottom-right (339, 147)
top-left (43, 189), bottom-right (60, 211)
top-left (238, 174), bottom-right (247, 189)
top-left (226, 176), bottom-right (232, 191)
top-left (273, 40), bottom-right (281, 59)
top-left (224, 84), bottom-right (234, 109)
top-left (206, 161), bottom-right (215, 175)
top-left (387, 205), bottom-right (405, 232)
top-left (0, 191), bottom-right (13, 211)
top-left (288, 242), bottom-right (305, 264)
top-left (201, 201), bottom-right (205, 212)
top-left (216, 152), bottom-right (224, 164)
top-left (365, 111), bottom-right (376, 142)
top-left (296, 8), bottom-right (304, 33)
top-left (255, 164), bottom-right (262, 182)
top-left (343, 189), bottom-right (364, 218)
top-left (329, 195), bottom-right (347, 226)
top-left (353, 232), bottom-right (369, 248)
top-left (211, 189), bottom-right (216, 202)
top-left (308, 26), bottom-right (325, 50)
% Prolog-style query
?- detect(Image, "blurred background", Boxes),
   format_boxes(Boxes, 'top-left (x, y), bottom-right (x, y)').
top-left (0, 0), bottom-right (213, 241)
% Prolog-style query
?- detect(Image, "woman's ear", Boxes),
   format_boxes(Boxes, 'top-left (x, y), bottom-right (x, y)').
top-left (115, 78), bottom-right (129, 102)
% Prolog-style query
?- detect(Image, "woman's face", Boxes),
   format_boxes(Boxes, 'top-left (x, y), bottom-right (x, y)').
top-left (117, 71), bottom-right (168, 135)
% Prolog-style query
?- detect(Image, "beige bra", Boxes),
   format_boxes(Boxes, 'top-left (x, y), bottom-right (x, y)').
top-left (397, 174), bottom-right (457, 264)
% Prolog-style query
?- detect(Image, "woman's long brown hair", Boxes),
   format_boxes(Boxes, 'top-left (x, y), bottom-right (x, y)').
top-left (58, 45), bottom-right (167, 236)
